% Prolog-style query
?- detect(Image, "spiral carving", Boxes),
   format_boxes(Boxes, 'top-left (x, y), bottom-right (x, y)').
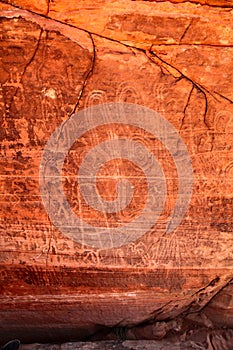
top-left (39, 103), bottom-right (193, 249)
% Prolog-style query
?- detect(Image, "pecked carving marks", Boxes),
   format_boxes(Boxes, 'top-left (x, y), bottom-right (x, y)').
top-left (209, 197), bottom-right (233, 232)
top-left (0, 16), bottom-right (93, 147)
top-left (2, 0), bottom-right (233, 48)
top-left (0, 16), bottom-right (94, 269)
top-left (107, 14), bottom-right (190, 41)
top-left (0, 3), bottom-right (233, 343)
top-left (151, 45), bottom-right (233, 103)
top-left (0, 18), bottom-right (42, 143)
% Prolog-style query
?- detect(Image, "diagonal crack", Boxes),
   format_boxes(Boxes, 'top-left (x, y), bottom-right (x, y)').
top-left (149, 47), bottom-right (233, 105)
top-left (72, 33), bottom-right (96, 115)
top-left (6, 28), bottom-right (43, 116)
top-left (207, 334), bottom-right (216, 350)
top-left (145, 49), bottom-right (180, 77)
top-left (179, 18), bottom-right (194, 43)
top-left (184, 276), bottom-right (233, 315)
top-left (180, 85), bottom-right (194, 130)
top-left (53, 32), bottom-right (96, 150)
top-left (1, 2), bottom-right (233, 336)
top-left (1, 0), bottom-right (233, 12)
top-left (2, 1), bottom-right (233, 48)
top-left (148, 48), bottom-right (212, 128)
top-left (46, 0), bottom-right (50, 17)
top-left (183, 276), bottom-right (227, 319)
top-left (2, 3), bottom-right (232, 118)
top-left (19, 28), bottom-right (43, 73)
top-left (213, 90), bottom-right (233, 104)
top-left (132, 274), bottom-right (233, 328)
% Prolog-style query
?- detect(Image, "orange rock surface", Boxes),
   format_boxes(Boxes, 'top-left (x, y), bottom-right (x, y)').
top-left (0, 0), bottom-right (232, 344)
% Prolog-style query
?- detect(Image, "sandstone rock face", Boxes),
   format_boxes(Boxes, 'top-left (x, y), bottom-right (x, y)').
top-left (0, 0), bottom-right (233, 345)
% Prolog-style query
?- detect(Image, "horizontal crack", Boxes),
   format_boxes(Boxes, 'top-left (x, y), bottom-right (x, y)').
top-left (1, 3), bottom-right (232, 113)
top-left (131, 0), bottom-right (233, 8)
top-left (1, 2), bottom-right (233, 47)
top-left (151, 43), bottom-right (233, 47)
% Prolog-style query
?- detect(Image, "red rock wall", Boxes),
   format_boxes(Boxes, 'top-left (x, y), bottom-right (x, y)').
top-left (0, 0), bottom-right (232, 344)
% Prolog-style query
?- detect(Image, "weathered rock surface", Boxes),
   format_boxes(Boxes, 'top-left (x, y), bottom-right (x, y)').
top-left (0, 0), bottom-right (232, 345)
top-left (19, 333), bottom-right (233, 350)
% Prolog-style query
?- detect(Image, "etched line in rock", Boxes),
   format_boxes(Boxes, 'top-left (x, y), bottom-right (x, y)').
top-left (39, 102), bottom-right (193, 249)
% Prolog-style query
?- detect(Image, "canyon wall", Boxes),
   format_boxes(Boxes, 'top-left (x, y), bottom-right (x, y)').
top-left (0, 0), bottom-right (233, 346)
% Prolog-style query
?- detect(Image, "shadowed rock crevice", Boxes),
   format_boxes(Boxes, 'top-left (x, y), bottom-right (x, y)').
top-left (0, 1), bottom-right (232, 348)
top-left (131, 0), bottom-right (233, 8)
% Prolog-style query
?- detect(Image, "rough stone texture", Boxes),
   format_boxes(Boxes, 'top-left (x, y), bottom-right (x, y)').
top-left (0, 0), bottom-right (233, 345)
top-left (18, 333), bottom-right (233, 350)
